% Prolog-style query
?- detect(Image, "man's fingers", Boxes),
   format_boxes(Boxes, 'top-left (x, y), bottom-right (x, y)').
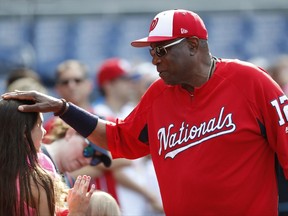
top-left (2, 92), bottom-right (31, 100)
top-left (18, 104), bottom-right (41, 112)
top-left (2, 90), bottom-right (61, 113)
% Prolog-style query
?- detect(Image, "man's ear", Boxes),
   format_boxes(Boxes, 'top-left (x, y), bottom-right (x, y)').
top-left (186, 37), bottom-right (199, 55)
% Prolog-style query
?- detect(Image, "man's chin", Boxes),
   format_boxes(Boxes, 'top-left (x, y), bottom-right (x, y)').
top-left (161, 79), bottom-right (176, 86)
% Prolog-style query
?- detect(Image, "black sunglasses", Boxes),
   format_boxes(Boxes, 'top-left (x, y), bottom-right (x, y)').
top-left (150, 38), bottom-right (186, 57)
top-left (57, 78), bottom-right (85, 86)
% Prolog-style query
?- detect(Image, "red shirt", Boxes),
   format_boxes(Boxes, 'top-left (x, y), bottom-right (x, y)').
top-left (106, 59), bottom-right (288, 216)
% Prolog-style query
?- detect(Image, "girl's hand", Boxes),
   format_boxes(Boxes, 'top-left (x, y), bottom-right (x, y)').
top-left (67, 175), bottom-right (95, 216)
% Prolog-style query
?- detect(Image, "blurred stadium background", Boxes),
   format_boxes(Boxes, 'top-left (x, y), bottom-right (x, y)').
top-left (0, 0), bottom-right (287, 88)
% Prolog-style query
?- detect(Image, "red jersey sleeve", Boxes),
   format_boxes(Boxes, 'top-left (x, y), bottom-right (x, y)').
top-left (228, 60), bottom-right (288, 179)
top-left (106, 79), bottom-right (165, 159)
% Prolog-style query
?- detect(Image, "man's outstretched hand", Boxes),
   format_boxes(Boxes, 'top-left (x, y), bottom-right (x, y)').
top-left (2, 90), bottom-right (63, 113)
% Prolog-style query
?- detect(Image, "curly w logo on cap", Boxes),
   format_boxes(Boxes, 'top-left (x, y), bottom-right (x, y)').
top-left (131, 9), bottom-right (208, 47)
top-left (150, 18), bottom-right (159, 32)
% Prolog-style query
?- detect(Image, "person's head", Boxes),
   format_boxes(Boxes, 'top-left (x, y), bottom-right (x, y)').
top-left (0, 99), bottom-right (53, 216)
top-left (268, 55), bottom-right (288, 89)
top-left (131, 9), bottom-right (211, 87)
top-left (55, 60), bottom-right (93, 106)
top-left (131, 62), bottom-right (159, 102)
top-left (6, 67), bottom-right (41, 89)
top-left (96, 58), bottom-right (133, 103)
top-left (6, 67), bottom-right (47, 94)
top-left (44, 118), bottom-right (91, 173)
top-left (0, 99), bottom-right (46, 161)
top-left (7, 77), bottom-right (48, 94)
top-left (87, 190), bottom-right (121, 216)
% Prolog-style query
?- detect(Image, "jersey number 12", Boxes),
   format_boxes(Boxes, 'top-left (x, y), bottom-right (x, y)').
top-left (271, 95), bottom-right (288, 126)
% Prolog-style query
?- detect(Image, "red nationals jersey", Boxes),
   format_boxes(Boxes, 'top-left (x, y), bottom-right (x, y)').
top-left (106, 58), bottom-right (288, 216)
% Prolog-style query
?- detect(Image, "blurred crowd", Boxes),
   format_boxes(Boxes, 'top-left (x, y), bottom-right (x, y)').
top-left (1, 53), bottom-right (288, 215)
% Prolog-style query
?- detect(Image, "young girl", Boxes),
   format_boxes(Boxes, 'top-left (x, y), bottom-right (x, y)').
top-left (0, 99), bottom-right (95, 216)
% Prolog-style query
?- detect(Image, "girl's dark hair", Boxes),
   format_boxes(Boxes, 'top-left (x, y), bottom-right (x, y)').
top-left (0, 99), bottom-right (55, 216)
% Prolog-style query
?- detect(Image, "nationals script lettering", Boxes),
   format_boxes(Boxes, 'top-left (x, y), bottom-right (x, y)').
top-left (157, 107), bottom-right (236, 159)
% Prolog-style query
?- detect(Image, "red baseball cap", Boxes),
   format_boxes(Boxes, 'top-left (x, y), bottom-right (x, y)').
top-left (97, 58), bottom-right (132, 87)
top-left (131, 9), bottom-right (208, 47)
